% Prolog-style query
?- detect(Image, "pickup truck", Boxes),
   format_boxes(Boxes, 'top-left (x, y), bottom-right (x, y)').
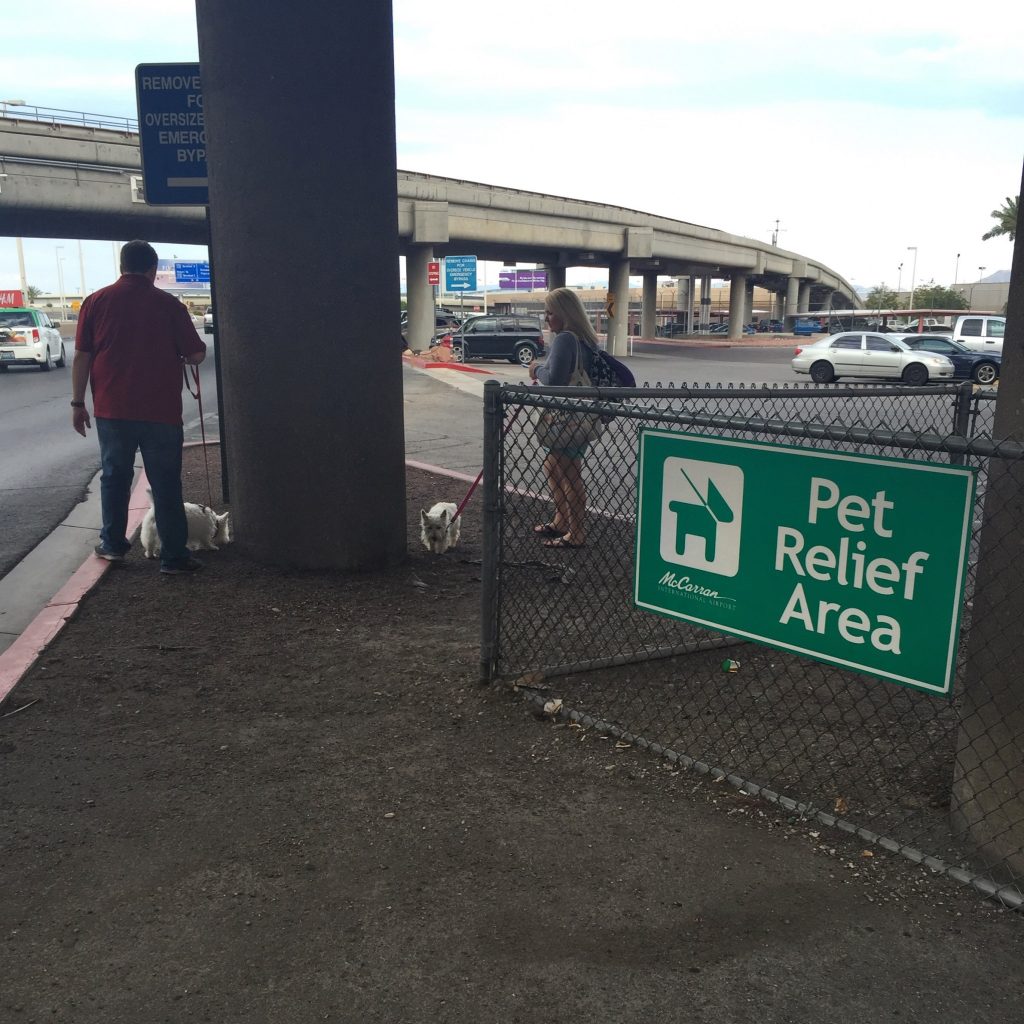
top-left (900, 315), bottom-right (1005, 353)
top-left (951, 314), bottom-right (1004, 353)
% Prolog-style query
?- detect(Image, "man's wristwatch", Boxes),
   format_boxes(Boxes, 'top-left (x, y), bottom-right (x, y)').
top-left (70, 401), bottom-right (85, 408)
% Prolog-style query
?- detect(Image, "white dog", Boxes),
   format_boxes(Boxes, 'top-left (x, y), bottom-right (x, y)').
top-left (419, 502), bottom-right (461, 554)
top-left (140, 491), bottom-right (232, 558)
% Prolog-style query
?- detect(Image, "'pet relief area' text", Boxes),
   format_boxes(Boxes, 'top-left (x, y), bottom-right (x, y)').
top-left (774, 477), bottom-right (929, 653)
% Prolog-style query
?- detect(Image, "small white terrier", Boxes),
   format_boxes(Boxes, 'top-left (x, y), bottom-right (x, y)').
top-left (420, 502), bottom-right (461, 554)
top-left (140, 491), bottom-right (232, 558)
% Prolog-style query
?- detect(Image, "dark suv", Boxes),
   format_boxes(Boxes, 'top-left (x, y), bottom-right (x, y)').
top-left (441, 315), bottom-right (545, 366)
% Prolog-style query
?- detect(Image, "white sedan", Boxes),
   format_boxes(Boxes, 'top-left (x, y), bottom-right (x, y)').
top-left (792, 332), bottom-right (955, 385)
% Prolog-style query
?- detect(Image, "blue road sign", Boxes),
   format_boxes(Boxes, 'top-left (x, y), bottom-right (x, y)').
top-left (173, 261), bottom-right (211, 284)
top-left (135, 63), bottom-right (208, 206)
top-left (445, 255), bottom-right (478, 291)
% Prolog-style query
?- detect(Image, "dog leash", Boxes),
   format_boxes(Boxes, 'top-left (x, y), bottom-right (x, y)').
top-left (183, 363), bottom-right (215, 509)
top-left (452, 404), bottom-right (524, 522)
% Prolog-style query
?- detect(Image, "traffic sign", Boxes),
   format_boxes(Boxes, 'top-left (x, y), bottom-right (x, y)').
top-left (634, 431), bottom-right (976, 695)
top-left (427, 261), bottom-right (440, 286)
top-left (444, 255), bottom-right (477, 291)
top-left (498, 269), bottom-right (548, 290)
top-left (135, 63), bottom-right (208, 206)
top-left (173, 261), bottom-right (211, 284)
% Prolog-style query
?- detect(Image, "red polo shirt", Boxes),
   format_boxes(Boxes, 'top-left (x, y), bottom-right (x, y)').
top-left (75, 274), bottom-right (207, 424)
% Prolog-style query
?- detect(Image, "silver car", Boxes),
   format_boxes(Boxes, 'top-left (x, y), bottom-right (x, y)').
top-left (791, 332), bottom-right (955, 385)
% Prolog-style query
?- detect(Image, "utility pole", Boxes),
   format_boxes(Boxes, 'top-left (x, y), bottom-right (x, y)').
top-left (769, 219), bottom-right (784, 246)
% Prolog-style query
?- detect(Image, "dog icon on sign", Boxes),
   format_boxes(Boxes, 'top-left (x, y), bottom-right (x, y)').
top-left (660, 457), bottom-right (743, 577)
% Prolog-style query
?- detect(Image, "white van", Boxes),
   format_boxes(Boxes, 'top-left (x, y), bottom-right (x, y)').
top-left (952, 315), bottom-right (1004, 353)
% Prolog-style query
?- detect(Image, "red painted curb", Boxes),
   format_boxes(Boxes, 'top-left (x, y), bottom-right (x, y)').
top-left (0, 472), bottom-right (152, 710)
top-left (403, 354), bottom-right (494, 374)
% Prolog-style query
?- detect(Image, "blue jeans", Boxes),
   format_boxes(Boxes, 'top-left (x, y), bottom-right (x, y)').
top-left (96, 418), bottom-right (189, 568)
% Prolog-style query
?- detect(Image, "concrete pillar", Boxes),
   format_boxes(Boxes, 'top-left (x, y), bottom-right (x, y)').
top-left (676, 276), bottom-right (691, 332)
top-left (405, 245), bottom-right (434, 350)
top-left (641, 271), bottom-right (658, 339)
top-left (196, 0), bottom-right (405, 570)
top-left (798, 281), bottom-right (812, 313)
top-left (746, 280), bottom-right (756, 327)
top-left (785, 276), bottom-right (799, 318)
top-left (607, 259), bottom-right (631, 356)
top-left (774, 290), bottom-right (786, 322)
top-left (699, 274), bottom-right (712, 331)
top-left (728, 273), bottom-right (747, 340)
top-left (544, 266), bottom-right (566, 289)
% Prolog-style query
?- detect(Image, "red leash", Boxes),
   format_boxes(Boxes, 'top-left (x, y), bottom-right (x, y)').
top-left (452, 404), bottom-right (524, 522)
top-left (183, 363), bottom-right (215, 508)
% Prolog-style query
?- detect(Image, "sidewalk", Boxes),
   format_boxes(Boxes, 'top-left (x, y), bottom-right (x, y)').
top-left (1, 390), bottom-right (1022, 1023)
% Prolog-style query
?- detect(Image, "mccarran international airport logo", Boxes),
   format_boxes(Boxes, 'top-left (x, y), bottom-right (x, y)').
top-left (659, 457), bottom-right (743, 580)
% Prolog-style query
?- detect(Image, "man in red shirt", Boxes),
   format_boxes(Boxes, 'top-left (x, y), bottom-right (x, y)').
top-left (71, 240), bottom-right (208, 574)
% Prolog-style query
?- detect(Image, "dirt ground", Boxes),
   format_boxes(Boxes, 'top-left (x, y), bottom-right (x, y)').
top-left (1, 445), bottom-right (1023, 1024)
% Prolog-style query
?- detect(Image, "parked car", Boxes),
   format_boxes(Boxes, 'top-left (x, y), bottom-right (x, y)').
top-left (0, 307), bottom-right (66, 371)
top-left (203, 306), bottom-right (214, 334)
top-left (436, 314), bottom-right (545, 365)
top-left (708, 323), bottom-right (755, 335)
top-left (894, 333), bottom-right (1000, 385)
top-left (792, 332), bottom-right (955, 385)
top-left (792, 318), bottom-right (823, 336)
top-left (659, 321), bottom-right (690, 337)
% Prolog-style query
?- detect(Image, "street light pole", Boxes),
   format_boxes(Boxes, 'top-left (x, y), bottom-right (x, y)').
top-left (16, 237), bottom-right (28, 295)
top-left (77, 239), bottom-right (88, 300)
top-left (1, 98), bottom-right (26, 116)
top-left (896, 262), bottom-right (903, 304)
top-left (973, 267), bottom-right (986, 310)
top-left (907, 246), bottom-right (918, 310)
top-left (55, 246), bottom-right (66, 320)
top-left (954, 252), bottom-right (960, 287)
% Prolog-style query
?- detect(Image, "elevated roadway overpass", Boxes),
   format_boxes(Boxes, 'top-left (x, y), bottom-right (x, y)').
top-left (0, 111), bottom-right (857, 349)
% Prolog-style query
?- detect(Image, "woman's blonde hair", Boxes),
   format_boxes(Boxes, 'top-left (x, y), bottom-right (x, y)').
top-left (544, 287), bottom-right (599, 347)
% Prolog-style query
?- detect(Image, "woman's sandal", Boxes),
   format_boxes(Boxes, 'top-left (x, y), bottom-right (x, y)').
top-left (533, 523), bottom-right (567, 538)
top-left (542, 536), bottom-right (585, 549)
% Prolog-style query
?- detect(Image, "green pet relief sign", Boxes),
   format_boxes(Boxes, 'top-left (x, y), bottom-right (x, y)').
top-left (634, 431), bottom-right (976, 695)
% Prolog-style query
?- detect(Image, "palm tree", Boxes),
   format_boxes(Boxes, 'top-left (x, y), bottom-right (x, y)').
top-left (26, 285), bottom-right (42, 302)
top-left (982, 196), bottom-right (1018, 242)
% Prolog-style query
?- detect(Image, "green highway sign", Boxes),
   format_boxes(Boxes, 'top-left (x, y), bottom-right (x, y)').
top-left (634, 431), bottom-right (977, 695)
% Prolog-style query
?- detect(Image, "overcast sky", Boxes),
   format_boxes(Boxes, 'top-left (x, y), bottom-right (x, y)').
top-left (2, 0), bottom-right (1021, 297)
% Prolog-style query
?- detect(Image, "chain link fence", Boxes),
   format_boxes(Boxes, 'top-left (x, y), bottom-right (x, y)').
top-left (480, 379), bottom-right (1024, 908)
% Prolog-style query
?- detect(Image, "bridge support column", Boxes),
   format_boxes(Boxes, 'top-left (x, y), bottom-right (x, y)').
top-left (774, 289), bottom-right (786, 322)
top-left (798, 280), bottom-right (812, 313)
top-left (699, 274), bottom-right (712, 331)
top-left (607, 259), bottom-right (630, 356)
top-left (405, 246), bottom-right (435, 350)
top-left (676, 276), bottom-right (691, 332)
top-left (728, 272), bottom-right (747, 340)
top-left (785, 276), bottom-right (799, 318)
top-left (544, 265), bottom-right (566, 289)
top-left (196, 0), bottom-right (405, 570)
top-left (746, 280), bottom-right (756, 326)
top-left (641, 271), bottom-right (658, 339)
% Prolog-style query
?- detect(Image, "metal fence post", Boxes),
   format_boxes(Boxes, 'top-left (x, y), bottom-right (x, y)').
top-left (479, 380), bottom-right (503, 683)
top-left (950, 381), bottom-right (973, 466)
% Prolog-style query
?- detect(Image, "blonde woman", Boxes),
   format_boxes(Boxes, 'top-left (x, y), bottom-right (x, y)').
top-left (527, 287), bottom-right (601, 549)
